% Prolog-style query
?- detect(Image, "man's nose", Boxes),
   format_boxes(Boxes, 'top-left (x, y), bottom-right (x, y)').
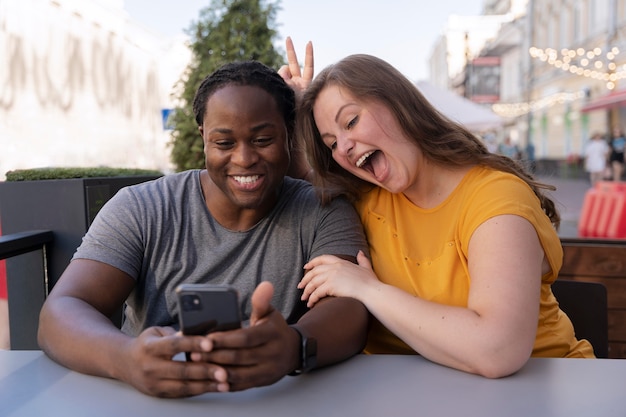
top-left (232, 143), bottom-right (258, 166)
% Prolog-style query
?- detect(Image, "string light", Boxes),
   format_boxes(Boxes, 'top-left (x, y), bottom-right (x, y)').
top-left (491, 91), bottom-right (586, 118)
top-left (529, 46), bottom-right (623, 90)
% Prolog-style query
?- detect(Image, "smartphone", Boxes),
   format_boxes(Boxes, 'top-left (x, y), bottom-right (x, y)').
top-left (176, 284), bottom-right (242, 336)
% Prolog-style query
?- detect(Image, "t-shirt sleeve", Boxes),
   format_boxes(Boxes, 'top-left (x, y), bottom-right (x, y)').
top-left (462, 176), bottom-right (539, 235)
top-left (459, 174), bottom-right (563, 279)
top-left (72, 187), bottom-right (145, 279)
top-left (309, 197), bottom-right (369, 261)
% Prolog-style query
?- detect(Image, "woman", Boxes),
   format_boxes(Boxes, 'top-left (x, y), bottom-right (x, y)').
top-left (291, 52), bottom-right (594, 379)
top-left (583, 132), bottom-right (609, 186)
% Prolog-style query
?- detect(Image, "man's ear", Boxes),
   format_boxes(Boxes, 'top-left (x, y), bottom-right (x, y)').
top-left (198, 126), bottom-right (204, 136)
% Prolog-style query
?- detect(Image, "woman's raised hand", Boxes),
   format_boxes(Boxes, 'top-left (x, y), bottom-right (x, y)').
top-left (278, 37), bottom-right (314, 95)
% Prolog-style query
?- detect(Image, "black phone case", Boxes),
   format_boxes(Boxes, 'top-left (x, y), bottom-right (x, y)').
top-left (176, 284), bottom-right (242, 335)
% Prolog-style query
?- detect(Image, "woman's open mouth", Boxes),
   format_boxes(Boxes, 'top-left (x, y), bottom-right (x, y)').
top-left (355, 150), bottom-right (381, 176)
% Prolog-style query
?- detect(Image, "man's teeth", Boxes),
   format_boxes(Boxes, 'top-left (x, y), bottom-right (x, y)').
top-left (356, 151), bottom-right (375, 168)
top-left (233, 175), bottom-right (259, 184)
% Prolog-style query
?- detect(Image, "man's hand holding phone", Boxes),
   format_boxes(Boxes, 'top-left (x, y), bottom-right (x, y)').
top-left (116, 324), bottom-right (230, 397)
top-left (177, 281), bottom-right (301, 392)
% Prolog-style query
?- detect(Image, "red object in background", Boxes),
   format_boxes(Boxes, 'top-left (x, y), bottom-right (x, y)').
top-left (578, 184), bottom-right (603, 237)
top-left (0, 221), bottom-right (6, 299)
top-left (579, 182), bottom-right (626, 238)
top-left (606, 185), bottom-right (626, 238)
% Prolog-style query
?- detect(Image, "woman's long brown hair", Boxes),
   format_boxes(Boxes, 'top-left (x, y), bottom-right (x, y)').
top-left (296, 54), bottom-right (559, 229)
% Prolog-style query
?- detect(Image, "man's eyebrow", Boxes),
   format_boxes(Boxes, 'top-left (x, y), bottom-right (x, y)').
top-left (208, 122), bottom-right (276, 135)
top-left (250, 122), bottom-right (276, 132)
top-left (208, 127), bottom-right (233, 134)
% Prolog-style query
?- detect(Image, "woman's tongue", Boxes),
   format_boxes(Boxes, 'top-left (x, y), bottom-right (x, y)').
top-left (362, 150), bottom-right (384, 178)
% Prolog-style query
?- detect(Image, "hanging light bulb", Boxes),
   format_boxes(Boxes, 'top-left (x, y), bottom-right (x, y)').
top-left (529, 45), bottom-right (623, 89)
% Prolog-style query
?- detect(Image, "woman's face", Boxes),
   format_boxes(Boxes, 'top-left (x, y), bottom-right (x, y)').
top-left (312, 85), bottom-right (421, 194)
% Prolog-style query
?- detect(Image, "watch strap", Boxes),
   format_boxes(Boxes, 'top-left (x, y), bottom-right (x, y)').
top-left (288, 324), bottom-right (317, 375)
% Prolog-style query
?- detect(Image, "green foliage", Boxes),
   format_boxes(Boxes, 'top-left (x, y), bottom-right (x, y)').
top-left (5, 167), bottom-right (163, 181)
top-left (169, 0), bottom-right (285, 171)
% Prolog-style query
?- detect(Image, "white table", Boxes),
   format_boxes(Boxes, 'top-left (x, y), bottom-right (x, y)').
top-left (1, 351), bottom-right (625, 417)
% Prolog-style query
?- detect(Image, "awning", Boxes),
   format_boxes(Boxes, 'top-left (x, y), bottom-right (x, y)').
top-left (415, 81), bottom-right (503, 131)
top-left (581, 89), bottom-right (626, 113)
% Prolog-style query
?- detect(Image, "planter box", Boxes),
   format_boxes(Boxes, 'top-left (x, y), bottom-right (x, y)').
top-left (0, 176), bottom-right (160, 291)
top-left (0, 174), bottom-right (162, 348)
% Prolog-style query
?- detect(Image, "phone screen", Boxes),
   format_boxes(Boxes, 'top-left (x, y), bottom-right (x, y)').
top-left (176, 284), bottom-right (242, 335)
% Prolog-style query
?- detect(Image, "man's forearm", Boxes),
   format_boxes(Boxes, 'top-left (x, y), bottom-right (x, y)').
top-left (38, 297), bottom-right (132, 379)
top-left (296, 296), bottom-right (369, 369)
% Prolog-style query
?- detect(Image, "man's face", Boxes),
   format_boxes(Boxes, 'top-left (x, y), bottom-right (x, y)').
top-left (200, 84), bottom-right (290, 216)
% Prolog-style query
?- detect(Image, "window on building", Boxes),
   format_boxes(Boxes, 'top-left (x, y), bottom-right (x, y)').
top-left (573, 0), bottom-right (582, 42)
top-left (560, 7), bottom-right (572, 49)
top-left (548, 7), bottom-right (558, 47)
top-left (589, 0), bottom-right (609, 36)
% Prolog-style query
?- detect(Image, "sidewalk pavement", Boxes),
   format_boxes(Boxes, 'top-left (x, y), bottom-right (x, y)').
top-left (537, 175), bottom-right (591, 238)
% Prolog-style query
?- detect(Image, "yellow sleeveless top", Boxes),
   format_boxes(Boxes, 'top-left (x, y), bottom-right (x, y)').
top-left (355, 166), bottom-right (594, 358)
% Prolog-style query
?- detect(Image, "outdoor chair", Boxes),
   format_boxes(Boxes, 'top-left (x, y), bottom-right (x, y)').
top-left (0, 230), bottom-right (53, 350)
top-left (551, 279), bottom-right (609, 358)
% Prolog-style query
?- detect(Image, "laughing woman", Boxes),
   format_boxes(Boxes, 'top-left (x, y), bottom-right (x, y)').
top-left (288, 51), bottom-right (594, 378)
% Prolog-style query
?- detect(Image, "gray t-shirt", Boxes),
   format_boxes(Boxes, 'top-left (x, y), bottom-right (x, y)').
top-left (73, 170), bottom-right (368, 335)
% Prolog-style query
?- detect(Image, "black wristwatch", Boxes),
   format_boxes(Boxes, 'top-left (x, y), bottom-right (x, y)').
top-left (288, 324), bottom-right (317, 375)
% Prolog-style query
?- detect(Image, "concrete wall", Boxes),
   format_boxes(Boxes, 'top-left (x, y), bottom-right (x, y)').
top-left (0, 0), bottom-right (189, 180)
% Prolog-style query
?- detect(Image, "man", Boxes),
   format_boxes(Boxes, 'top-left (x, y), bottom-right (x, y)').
top-left (38, 61), bottom-right (369, 398)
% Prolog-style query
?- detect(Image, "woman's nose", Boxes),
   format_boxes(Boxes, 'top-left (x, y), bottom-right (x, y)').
top-left (335, 135), bottom-right (354, 156)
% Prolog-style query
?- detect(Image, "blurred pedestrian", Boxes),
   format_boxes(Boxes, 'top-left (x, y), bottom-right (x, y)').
top-left (497, 136), bottom-right (521, 160)
top-left (609, 126), bottom-right (625, 181)
top-left (524, 141), bottom-right (536, 173)
top-left (483, 133), bottom-right (498, 153)
top-left (584, 132), bottom-right (610, 187)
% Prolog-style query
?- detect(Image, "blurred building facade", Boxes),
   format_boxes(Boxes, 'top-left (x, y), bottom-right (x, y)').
top-left (0, 0), bottom-right (189, 180)
top-left (4, 0), bottom-right (625, 176)
top-left (429, 0), bottom-right (626, 162)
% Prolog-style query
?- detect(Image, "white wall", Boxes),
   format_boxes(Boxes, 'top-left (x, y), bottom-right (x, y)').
top-left (0, 0), bottom-right (189, 180)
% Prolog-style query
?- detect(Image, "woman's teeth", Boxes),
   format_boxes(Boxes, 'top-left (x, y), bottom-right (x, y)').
top-left (356, 151), bottom-right (375, 168)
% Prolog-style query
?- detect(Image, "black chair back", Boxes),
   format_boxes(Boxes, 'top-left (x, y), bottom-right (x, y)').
top-left (551, 280), bottom-right (609, 358)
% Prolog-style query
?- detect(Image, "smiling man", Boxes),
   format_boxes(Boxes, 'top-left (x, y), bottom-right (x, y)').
top-left (38, 61), bottom-right (369, 398)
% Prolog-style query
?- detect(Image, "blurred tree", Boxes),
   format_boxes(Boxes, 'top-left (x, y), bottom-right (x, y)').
top-left (169, 0), bottom-right (285, 171)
